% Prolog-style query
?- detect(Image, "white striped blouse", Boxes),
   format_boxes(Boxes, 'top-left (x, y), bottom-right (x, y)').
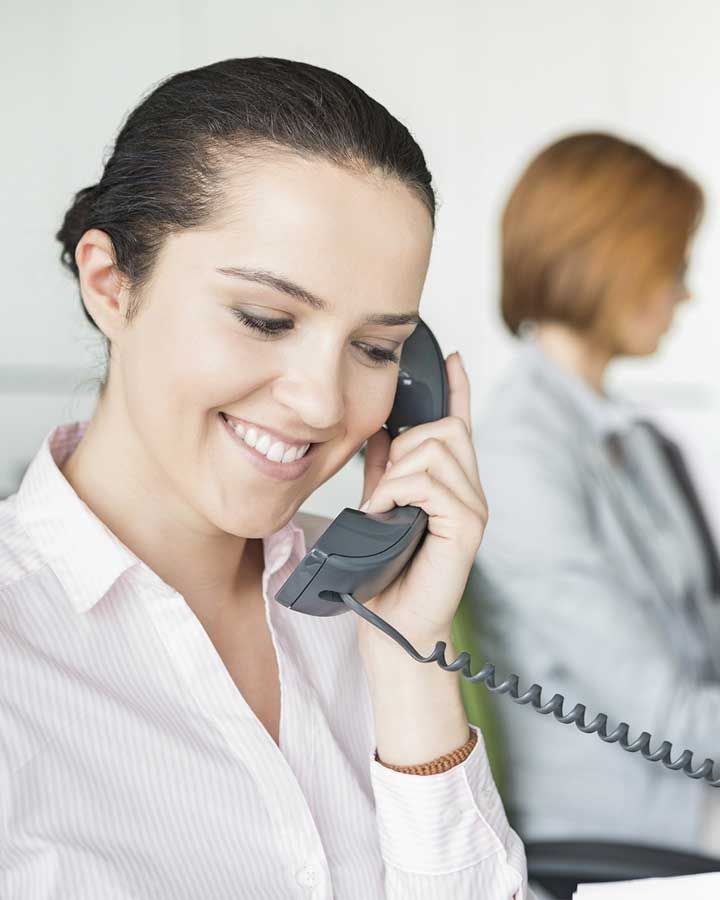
top-left (0, 421), bottom-right (529, 899)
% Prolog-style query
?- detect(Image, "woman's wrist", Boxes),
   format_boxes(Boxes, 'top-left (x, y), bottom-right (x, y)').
top-left (360, 624), bottom-right (470, 767)
top-left (376, 727), bottom-right (477, 774)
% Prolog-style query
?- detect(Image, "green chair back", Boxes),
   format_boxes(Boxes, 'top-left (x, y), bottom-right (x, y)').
top-left (451, 568), bottom-right (507, 798)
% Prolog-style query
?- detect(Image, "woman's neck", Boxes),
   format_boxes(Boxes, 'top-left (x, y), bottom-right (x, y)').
top-left (533, 322), bottom-right (612, 393)
top-left (60, 399), bottom-right (264, 627)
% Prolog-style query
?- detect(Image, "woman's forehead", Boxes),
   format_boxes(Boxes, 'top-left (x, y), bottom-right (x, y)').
top-left (215, 154), bottom-right (432, 241)
top-left (160, 156), bottom-right (433, 310)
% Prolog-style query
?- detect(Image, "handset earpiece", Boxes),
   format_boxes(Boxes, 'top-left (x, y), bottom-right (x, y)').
top-left (385, 320), bottom-right (448, 440)
top-left (275, 319), bottom-right (448, 616)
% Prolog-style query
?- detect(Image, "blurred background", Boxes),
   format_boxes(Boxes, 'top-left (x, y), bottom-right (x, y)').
top-left (2, 0), bottom-right (719, 535)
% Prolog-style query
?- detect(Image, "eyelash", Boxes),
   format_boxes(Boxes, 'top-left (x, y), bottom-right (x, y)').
top-left (232, 310), bottom-right (400, 366)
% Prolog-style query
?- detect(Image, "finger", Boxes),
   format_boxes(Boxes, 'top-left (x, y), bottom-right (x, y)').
top-left (387, 415), bottom-right (481, 493)
top-left (360, 427), bottom-right (391, 507)
top-left (375, 437), bottom-right (486, 517)
top-left (446, 352), bottom-right (472, 437)
top-left (362, 471), bottom-right (487, 549)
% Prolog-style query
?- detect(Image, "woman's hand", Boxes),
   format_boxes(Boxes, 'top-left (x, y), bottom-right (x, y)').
top-left (356, 350), bottom-right (486, 765)
top-left (358, 350), bottom-right (487, 657)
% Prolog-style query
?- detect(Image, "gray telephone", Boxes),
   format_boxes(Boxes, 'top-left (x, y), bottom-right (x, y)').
top-left (276, 320), bottom-right (720, 788)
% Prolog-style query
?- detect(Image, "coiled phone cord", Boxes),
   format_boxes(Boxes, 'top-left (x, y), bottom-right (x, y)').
top-left (339, 592), bottom-right (720, 787)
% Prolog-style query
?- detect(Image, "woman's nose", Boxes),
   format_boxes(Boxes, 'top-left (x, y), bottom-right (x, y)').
top-left (272, 365), bottom-right (346, 433)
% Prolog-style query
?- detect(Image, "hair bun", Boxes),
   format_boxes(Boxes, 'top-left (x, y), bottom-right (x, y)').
top-left (55, 183), bottom-right (99, 278)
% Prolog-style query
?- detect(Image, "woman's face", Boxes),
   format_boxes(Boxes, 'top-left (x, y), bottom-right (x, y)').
top-left (107, 155), bottom-right (434, 538)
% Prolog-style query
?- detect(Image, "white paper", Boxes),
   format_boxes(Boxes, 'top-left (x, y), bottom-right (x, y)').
top-left (572, 871), bottom-right (720, 899)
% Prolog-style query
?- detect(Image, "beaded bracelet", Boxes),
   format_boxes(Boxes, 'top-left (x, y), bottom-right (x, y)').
top-left (375, 728), bottom-right (477, 775)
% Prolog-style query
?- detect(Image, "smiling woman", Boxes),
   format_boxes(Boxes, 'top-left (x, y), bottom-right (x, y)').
top-left (0, 58), bottom-right (528, 899)
top-left (61, 153), bottom-right (432, 545)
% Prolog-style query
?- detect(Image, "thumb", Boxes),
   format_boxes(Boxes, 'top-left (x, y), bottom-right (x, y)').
top-left (360, 428), bottom-right (391, 508)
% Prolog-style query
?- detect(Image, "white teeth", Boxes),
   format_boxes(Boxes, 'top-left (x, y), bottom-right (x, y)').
top-left (266, 441), bottom-right (286, 462)
top-left (255, 433), bottom-right (271, 455)
top-left (224, 415), bottom-right (312, 464)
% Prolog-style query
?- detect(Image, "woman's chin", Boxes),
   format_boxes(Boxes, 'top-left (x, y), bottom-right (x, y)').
top-left (617, 333), bottom-right (663, 358)
top-left (214, 499), bottom-right (304, 540)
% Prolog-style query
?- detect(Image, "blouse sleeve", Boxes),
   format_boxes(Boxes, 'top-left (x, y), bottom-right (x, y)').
top-left (369, 725), bottom-right (531, 899)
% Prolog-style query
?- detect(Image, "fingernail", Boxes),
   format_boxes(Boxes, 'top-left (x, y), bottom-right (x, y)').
top-left (385, 460), bottom-right (393, 471)
top-left (456, 351), bottom-right (465, 371)
top-left (359, 500), bottom-right (370, 512)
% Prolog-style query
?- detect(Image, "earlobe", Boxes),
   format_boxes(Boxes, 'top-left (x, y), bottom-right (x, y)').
top-left (75, 228), bottom-right (128, 339)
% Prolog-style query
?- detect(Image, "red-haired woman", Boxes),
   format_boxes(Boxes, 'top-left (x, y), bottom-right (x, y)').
top-left (472, 132), bottom-right (719, 854)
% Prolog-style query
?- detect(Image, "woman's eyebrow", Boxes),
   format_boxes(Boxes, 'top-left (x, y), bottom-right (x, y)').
top-left (215, 265), bottom-right (420, 326)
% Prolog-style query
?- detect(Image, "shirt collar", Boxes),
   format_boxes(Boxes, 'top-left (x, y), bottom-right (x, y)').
top-left (519, 334), bottom-right (639, 440)
top-left (16, 420), bottom-right (308, 614)
top-left (264, 519), bottom-right (307, 576)
top-left (16, 421), bottom-right (140, 613)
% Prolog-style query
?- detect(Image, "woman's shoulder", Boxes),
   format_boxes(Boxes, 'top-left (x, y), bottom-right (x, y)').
top-left (474, 356), bottom-right (592, 515)
top-left (478, 355), bottom-right (581, 460)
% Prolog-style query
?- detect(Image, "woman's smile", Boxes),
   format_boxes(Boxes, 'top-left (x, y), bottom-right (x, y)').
top-left (218, 411), bottom-right (319, 481)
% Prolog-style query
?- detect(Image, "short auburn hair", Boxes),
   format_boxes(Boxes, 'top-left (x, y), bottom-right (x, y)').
top-left (500, 132), bottom-right (704, 336)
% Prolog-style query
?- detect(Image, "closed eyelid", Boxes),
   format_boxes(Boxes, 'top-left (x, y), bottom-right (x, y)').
top-left (231, 310), bottom-right (399, 365)
top-left (230, 304), bottom-right (407, 339)
top-left (229, 300), bottom-right (293, 318)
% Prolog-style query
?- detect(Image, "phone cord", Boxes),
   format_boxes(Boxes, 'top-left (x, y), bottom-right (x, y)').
top-left (339, 592), bottom-right (720, 787)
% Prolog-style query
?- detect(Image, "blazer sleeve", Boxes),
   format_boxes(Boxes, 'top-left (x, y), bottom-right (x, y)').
top-left (474, 425), bottom-right (720, 765)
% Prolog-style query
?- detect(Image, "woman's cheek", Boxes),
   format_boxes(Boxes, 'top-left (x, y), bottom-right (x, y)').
top-left (354, 382), bottom-right (395, 440)
top-left (184, 331), bottom-right (268, 411)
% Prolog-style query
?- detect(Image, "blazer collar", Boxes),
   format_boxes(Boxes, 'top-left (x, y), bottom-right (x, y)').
top-left (519, 337), bottom-right (639, 440)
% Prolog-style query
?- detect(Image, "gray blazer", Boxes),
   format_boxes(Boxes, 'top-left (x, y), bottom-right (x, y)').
top-left (468, 340), bottom-right (720, 851)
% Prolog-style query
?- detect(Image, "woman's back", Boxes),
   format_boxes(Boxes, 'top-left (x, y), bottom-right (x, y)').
top-left (470, 340), bottom-right (720, 851)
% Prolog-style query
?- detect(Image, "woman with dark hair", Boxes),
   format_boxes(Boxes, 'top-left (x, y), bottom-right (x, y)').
top-left (0, 59), bottom-right (528, 898)
top-left (471, 132), bottom-right (720, 852)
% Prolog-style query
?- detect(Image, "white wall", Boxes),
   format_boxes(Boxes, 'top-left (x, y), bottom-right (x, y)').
top-left (3, 0), bottom-right (720, 523)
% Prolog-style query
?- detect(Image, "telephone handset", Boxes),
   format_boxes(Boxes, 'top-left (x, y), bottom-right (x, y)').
top-left (276, 320), bottom-right (720, 788)
top-left (276, 318), bottom-right (448, 617)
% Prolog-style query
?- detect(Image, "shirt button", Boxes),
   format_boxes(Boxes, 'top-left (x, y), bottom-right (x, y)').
top-left (295, 864), bottom-right (319, 888)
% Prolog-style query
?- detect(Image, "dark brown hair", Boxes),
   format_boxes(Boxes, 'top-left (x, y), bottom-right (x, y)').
top-left (56, 57), bottom-right (435, 332)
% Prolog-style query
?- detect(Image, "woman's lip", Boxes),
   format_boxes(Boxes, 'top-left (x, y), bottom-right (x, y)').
top-left (221, 411), bottom-right (318, 449)
top-left (218, 412), bottom-right (316, 481)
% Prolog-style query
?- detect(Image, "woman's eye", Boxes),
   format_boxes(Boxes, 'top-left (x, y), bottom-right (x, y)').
top-left (354, 342), bottom-right (400, 367)
top-left (232, 309), bottom-right (293, 336)
top-left (232, 310), bottom-right (399, 366)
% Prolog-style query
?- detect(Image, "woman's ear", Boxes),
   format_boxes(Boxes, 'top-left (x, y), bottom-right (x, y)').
top-left (74, 228), bottom-right (129, 341)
